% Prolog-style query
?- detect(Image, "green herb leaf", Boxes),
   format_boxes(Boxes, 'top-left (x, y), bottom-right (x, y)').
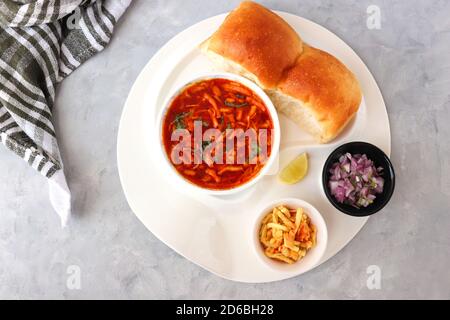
top-left (250, 142), bottom-right (261, 159)
top-left (224, 101), bottom-right (248, 108)
top-left (174, 120), bottom-right (185, 129)
top-left (202, 140), bottom-right (211, 150)
top-left (172, 111), bottom-right (192, 129)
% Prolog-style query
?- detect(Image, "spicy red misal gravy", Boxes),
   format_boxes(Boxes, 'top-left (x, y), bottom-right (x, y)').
top-left (162, 78), bottom-right (274, 190)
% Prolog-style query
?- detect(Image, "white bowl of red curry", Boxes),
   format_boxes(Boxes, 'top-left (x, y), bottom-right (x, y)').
top-left (156, 73), bottom-right (280, 196)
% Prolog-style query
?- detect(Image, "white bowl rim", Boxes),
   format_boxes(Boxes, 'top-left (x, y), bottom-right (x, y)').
top-left (155, 72), bottom-right (281, 196)
top-left (252, 197), bottom-right (328, 274)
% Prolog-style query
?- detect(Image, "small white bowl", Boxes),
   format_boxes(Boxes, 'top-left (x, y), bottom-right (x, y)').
top-left (156, 72), bottom-right (280, 196)
top-left (253, 198), bottom-right (328, 274)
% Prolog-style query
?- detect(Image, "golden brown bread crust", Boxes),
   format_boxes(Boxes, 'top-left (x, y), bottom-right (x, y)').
top-left (206, 1), bottom-right (303, 89)
top-left (277, 45), bottom-right (362, 142)
top-left (202, 1), bottom-right (362, 143)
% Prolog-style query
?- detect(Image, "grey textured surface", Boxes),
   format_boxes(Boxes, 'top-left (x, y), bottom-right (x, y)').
top-left (1, 0), bottom-right (449, 299)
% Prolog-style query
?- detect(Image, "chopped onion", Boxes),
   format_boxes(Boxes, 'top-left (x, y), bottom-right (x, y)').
top-left (328, 153), bottom-right (384, 208)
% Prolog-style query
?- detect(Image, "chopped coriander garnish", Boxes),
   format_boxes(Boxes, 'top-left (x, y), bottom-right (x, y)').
top-left (202, 140), bottom-right (211, 150)
top-left (224, 101), bottom-right (248, 108)
top-left (172, 111), bottom-right (191, 129)
top-left (250, 142), bottom-right (262, 158)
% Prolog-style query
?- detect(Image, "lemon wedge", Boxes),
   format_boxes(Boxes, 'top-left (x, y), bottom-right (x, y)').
top-left (278, 153), bottom-right (308, 185)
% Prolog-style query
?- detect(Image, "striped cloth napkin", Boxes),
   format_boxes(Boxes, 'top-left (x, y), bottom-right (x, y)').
top-left (0, 0), bottom-right (131, 226)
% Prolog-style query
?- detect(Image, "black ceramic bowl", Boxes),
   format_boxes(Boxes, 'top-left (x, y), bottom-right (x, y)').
top-left (322, 142), bottom-right (395, 217)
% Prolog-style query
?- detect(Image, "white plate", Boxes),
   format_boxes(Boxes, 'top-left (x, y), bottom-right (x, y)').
top-left (117, 12), bottom-right (391, 283)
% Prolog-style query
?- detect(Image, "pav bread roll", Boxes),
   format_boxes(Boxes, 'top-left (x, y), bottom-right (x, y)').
top-left (270, 45), bottom-right (362, 143)
top-left (201, 1), bottom-right (362, 143)
top-left (201, 1), bottom-right (303, 89)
